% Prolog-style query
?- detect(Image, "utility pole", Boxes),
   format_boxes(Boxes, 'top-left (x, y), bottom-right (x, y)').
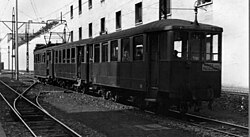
top-left (26, 21), bottom-right (30, 72)
top-left (15, 0), bottom-right (19, 80)
top-left (12, 7), bottom-right (15, 79)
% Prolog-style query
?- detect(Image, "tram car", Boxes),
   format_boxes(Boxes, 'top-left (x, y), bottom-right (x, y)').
top-left (34, 19), bottom-right (223, 112)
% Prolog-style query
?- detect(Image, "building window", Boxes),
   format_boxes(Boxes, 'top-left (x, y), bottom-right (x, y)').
top-left (102, 42), bottom-right (108, 62)
top-left (111, 40), bottom-right (118, 61)
top-left (100, 17), bottom-right (106, 34)
top-left (70, 5), bottom-right (73, 19)
top-left (133, 35), bottom-right (143, 61)
top-left (197, 0), bottom-right (212, 6)
top-left (94, 44), bottom-right (100, 63)
top-left (59, 50), bottom-right (62, 63)
top-left (116, 11), bottom-right (121, 30)
top-left (70, 31), bottom-right (73, 42)
top-left (79, 27), bottom-right (82, 40)
top-left (160, 0), bottom-right (171, 19)
top-left (79, 0), bottom-right (82, 14)
top-left (89, 23), bottom-right (92, 38)
top-left (135, 2), bottom-right (142, 24)
top-left (89, 0), bottom-right (92, 9)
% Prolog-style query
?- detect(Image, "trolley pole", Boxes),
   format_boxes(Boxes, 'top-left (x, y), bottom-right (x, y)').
top-left (15, 0), bottom-right (19, 80)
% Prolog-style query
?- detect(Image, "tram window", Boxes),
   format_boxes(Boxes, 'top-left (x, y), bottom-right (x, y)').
top-left (89, 45), bottom-right (93, 62)
top-left (102, 42), bottom-right (108, 62)
top-left (212, 35), bottom-right (219, 61)
top-left (59, 50), bottom-right (62, 63)
top-left (204, 34), bottom-right (219, 61)
top-left (190, 32), bottom-right (203, 61)
top-left (67, 49), bottom-right (70, 63)
top-left (94, 44), bottom-right (100, 63)
top-left (43, 53), bottom-right (45, 63)
top-left (111, 40), bottom-right (118, 61)
top-left (173, 31), bottom-right (188, 60)
top-left (80, 47), bottom-right (85, 63)
top-left (174, 41), bottom-right (182, 58)
top-left (121, 38), bottom-right (130, 62)
top-left (63, 49), bottom-right (66, 63)
top-left (55, 50), bottom-right (58, 64)
top-left (133, 35), bottom-right (143, 61)
top-left (71, 48), bottom-right (75, 63)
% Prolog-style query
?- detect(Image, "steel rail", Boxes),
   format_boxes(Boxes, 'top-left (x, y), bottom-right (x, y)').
top-left (13, 82), bottom-right (38, 116)
top-left (0, 80), bottom-right (82, 137)
top-left (35, 91), bottom-right (82, 137)
top-left (186, 113), bottom-right (248, 130)
top-left (169, 109), bottom-right (248, 137)
top-left (0, 93), bottom-right (37, 137)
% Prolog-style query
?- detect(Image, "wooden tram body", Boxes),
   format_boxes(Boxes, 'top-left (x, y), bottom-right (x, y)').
top-left (34, 19), bottom-right (223, 112)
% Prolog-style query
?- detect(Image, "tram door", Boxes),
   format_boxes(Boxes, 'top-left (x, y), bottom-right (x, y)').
top-left (76, 46), bottom-right (84, 78)
top-left (46, 50), bottom-right (54, 78)
top-left (147, 33), bottom-right (159, 99)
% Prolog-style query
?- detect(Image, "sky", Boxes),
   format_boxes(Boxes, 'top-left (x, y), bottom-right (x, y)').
top-left (0, 0), bottom-right (72, 38)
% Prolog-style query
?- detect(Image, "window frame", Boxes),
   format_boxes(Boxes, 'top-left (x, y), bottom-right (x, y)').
top-left (121, 37), bottom-right (131, 62)
top-left (79, 0), bottom-right (82, 14)
top-left (88, 0), bottom-right (92, 9)
top-left (70, 5), bottom-right (73, 19)
top-left (71, 48), bottom-right (76, 63)
top-left (89, 23), bottom-right (92, 38)
top-left (79, 27), bottom-right (82, 40)
top-left (133, 35), bottom-right (144, 61)
top-left (110, 40), bottom-right (119, 62)
top-left (94, 44), bottom-right (100, 63)
top-left (116, 11), bottom-right (121, 30)
top-left (135, 2), bottom-right (143, 24)
top-left (100, 17), bottom-right (106, 34)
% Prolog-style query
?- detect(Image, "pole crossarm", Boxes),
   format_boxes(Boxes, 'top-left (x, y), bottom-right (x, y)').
top-left (1, 22), bottom-right (12, 32)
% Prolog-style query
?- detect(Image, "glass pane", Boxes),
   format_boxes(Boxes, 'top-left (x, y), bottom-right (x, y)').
top-left (71, 48), bottom-right (75, 63)
top-left (111, 40), bottom-right (118, 61)
top-left (133, 35), bottom-right (143, 61)
top-left (121, 38), bottom-right (130, 62)
top-left (102, 43), bottom-right (108, 62)
top-left (190, 32), bottom-right (203, 61)
top-left (212, 35), bottom-right (219, 61)
top-left (174, 41), bottom-right (182, 58)
top-left (94, 44), bottom-right (100, 63)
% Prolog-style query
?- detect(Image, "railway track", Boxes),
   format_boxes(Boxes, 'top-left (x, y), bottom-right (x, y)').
top-left (185, 112), bottom-right (248, 137)
top-left (0, 80), bottom-right (82, 137)
top-left (163, 109), bottom-right (248, 137)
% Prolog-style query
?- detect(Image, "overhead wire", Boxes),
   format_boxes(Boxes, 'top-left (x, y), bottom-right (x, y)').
top-left (29, 0), bottom-right (39, 21)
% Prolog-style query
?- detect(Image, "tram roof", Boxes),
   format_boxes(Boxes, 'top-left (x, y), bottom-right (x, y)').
top-left (93, 19), bottom-right (223, 42)
top-left (34, 38), bottom-right (92, 51)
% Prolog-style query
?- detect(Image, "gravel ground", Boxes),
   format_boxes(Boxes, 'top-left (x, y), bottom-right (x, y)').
top-left (36, 84), bottom-right (231, 137)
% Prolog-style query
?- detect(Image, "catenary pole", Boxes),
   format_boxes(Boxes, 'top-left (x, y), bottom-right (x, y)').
top-left (15, 0), bottom-right (19, 80)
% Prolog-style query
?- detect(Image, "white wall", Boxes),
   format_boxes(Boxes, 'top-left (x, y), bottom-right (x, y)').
top-left (66, 0), bottom-right (159, 40)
